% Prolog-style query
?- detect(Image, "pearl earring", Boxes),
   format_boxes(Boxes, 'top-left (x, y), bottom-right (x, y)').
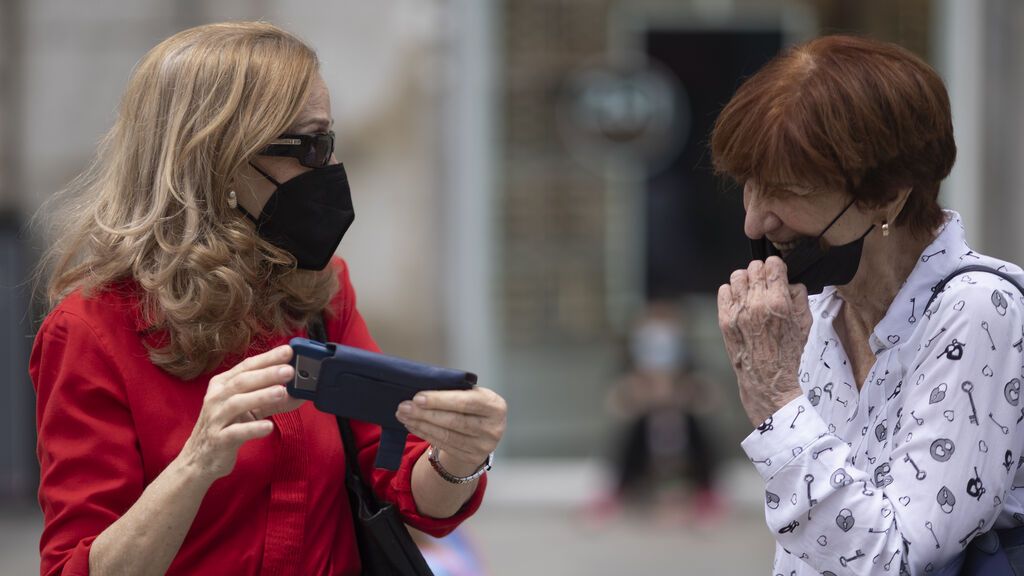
top-left (227, 190), bottom-right (238, 209)
top-left (882, 221), bottom-right (890, 237)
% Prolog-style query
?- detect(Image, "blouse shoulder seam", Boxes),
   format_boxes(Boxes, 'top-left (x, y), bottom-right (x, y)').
top-left (46, 308), bottom-right (132, 397)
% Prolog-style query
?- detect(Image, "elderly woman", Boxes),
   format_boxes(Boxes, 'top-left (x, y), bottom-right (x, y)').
top-left (31, 22), bottom-right (506, 575)
top-left (714, 36), bottom-right (1024, 574)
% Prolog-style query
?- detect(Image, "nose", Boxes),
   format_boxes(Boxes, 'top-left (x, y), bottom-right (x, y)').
top-left (743, 181), bottom-right (782, 239)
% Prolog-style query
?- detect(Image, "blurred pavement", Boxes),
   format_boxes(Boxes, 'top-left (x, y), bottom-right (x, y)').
top-left (0, 460), bottom-right (775, 575)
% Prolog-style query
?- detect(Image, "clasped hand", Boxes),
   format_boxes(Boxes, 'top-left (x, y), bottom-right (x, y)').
top-left (718, 256), bottom-right (811, 426)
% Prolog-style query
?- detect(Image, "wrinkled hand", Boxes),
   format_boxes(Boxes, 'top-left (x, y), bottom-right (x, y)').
top-left (179, 345), bottom-right (304, 482)
top-left (396, 387), bottom-right (507, 476)
top-left (718, 256), bottom-right (811, 426)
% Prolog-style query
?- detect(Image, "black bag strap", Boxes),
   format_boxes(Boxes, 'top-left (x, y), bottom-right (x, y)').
top-left (338, 413), bottom-right (386, 511)
top-left (307, 312), bottom-right (328, 346)
top-left (925, 265), bottom-right (1024, 313)
top-left (305, 313), bottom-right (381, 508)
top-left (305, 312), bottom-right (436, 576)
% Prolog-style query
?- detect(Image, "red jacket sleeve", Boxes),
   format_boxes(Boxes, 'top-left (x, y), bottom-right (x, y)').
top-left (327, 259), bottom-right (486, 537)
top-left (30, 309), bottom-right (144, 576)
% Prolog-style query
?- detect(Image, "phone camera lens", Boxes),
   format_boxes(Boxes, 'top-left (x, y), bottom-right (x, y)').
top-left (299, 369), bottom-right (310, 379)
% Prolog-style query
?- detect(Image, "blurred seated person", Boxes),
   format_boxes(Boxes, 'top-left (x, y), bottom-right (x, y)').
top-left (596, 300), bottom-right (722, 522)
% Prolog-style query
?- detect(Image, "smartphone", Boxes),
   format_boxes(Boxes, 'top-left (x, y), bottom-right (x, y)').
top-left (287, 337), bottom-right (476, 422)
top-left (288, 337), bottom-right (477, 469)
top-left (288, 337), bottom-right (336, 399)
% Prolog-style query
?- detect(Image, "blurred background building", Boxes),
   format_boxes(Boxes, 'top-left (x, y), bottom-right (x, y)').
top-left (2, 0), bottom-right (1023, 574)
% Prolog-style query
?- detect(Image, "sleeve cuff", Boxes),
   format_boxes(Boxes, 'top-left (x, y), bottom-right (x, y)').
top-left (741, 395), bottom-right (829, 482)
top-left (389, 441), bottom-right (488, 538)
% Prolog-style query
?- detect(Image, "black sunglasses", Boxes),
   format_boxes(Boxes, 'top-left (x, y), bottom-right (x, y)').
top-left (259, 131), bottom-right (335, 168)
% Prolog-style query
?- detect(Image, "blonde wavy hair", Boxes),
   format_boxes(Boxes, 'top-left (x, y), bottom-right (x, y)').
top-left (37, 21), bottom-right (338, 379)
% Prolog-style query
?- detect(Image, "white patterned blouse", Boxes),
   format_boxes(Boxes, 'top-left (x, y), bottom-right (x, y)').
top-left (742, 211), bottom-right (1024, 575)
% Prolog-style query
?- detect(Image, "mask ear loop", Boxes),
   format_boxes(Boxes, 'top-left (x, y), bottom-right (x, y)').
top-left (233, 162), bottom-right (282, 223)
top-left (249, 161), bottom-right (282, 187)
top-left (816, 197), bottom-right (875, 246)
top-left (816, 197), bottom-right (858, 240)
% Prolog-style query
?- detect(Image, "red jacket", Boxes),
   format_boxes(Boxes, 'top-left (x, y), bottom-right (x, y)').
top-left (30, 258), bottom-right (485, 575)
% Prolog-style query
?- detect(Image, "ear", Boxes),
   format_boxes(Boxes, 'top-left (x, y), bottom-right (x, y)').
top-left (884, 186), bottom-right (913, 224)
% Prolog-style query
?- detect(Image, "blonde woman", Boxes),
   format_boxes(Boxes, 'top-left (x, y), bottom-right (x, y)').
top-left (31, 22), bottom-right (506, 576)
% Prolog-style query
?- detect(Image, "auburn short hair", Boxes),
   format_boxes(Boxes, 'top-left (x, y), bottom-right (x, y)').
top-left (711, 35), bottom-right (955, 237)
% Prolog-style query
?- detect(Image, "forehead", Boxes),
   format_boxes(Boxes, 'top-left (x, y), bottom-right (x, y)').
top-left (290, 74), bottom-right (331, 130)
top-left (753, 180), bottom-right (843, 197)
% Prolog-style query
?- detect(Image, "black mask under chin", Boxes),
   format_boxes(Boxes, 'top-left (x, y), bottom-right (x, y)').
top-left (749, 199), bottom-right (874, 295)
top-left (241, 162), bottom-right (355, 270)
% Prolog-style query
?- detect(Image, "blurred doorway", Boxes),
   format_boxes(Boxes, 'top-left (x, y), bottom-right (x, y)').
top-left (643, 29), bottom-right (783, 298)
top-left (602, 2), bottom-right (817, 453)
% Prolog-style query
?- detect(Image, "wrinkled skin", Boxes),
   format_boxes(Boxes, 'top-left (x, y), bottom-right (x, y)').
top-left (718, 256), bottom-right (812, 426)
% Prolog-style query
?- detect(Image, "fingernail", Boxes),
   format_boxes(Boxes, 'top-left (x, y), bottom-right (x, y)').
top-left (414, 395), bottom-right (427, 406)
top-left (398, 402), bottom-right (413, 414)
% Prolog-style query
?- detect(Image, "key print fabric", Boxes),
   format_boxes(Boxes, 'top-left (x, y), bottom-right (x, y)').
top-left (742, 213), bottom-right (1024, 575)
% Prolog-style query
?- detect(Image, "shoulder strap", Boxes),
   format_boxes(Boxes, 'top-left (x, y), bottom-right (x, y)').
top-left (337, 413), bottom-right (382, 509)
top-left (307, 312), bottom-right (327, 345)
top-left (925, 265), bottom-right (1024, 313)
top-left (305, 312), bottom-right (381, 509)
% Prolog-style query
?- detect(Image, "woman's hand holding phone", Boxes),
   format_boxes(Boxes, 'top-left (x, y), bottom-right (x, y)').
top-left (178, 345), bottom-right (305, 482)
top-left (395, 387), bottom-right (507, 475)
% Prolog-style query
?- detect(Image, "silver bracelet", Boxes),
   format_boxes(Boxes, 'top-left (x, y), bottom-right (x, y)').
top-left (427, 445), bottom-right (492, 484)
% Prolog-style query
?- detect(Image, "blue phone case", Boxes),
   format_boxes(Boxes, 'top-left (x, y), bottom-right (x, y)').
top-left (287, 337), bottom-right (476, 469)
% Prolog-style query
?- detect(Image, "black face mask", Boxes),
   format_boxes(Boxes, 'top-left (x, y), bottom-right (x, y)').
top-left (749, 199), bottom-right (874, 295)
top-left (242, 162), bottom-right (355, 270)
